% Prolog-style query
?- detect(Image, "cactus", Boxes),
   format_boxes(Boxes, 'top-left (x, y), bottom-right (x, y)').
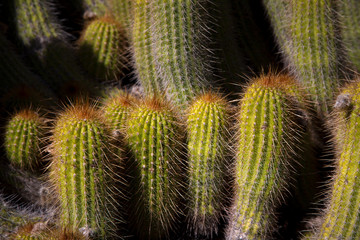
top-left (49, 103), bottom-right (119, 239)
top-left (126, 96), bottom-right (184, 239)
top-left (149, 0), bottom-right (213, 106)
top-left (337, 0), bottom-right (360, 72)
top-left (78, 16), bottom-right (127, 83)
top-left (5, 109), bottom-right (45, 172)
top-left (185, 92), bottom-right (232, 238)
top-left (226, 74), bottom-right (308, 239)
top-left (132, 0), bottom-right (160, 97)
top-left (108, 0), bottom-right (133, 33)
top-left (310, 81), bottom-right (360, 239)
top-left (264, 0), bottom-right (340, 115)
top-left (102, 89), bottom-right (134, 133)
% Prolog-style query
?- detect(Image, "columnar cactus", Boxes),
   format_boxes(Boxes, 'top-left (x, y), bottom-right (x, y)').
top-left (150, 0), bottom-right (213, 106)
top-left (49, 103), bottom-right (119, 239)
top-left (132, 0), bottom-right (160, 97)
top-left (5, 109), bottom-right (44, 172)
top-left (126, 97), bottom-right (183, 239)
top-left (264, 0), bottom-right (340, 115)
top-left (310, 81), bottom-right (360, 239)
top-left (226, 74), bottom-right (308, 239)
top-left (186, 92), bottom-right (232, 238)
top-left (78, 16), bottom-right (127, 82)
top-left (337, 0), bottom-right (360, 72)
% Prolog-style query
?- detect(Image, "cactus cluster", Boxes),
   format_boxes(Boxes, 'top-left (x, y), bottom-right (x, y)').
top-left (3, 0), bottom-right (360, 240)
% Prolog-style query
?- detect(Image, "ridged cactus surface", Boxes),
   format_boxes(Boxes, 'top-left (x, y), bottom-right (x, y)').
top-left (337, 0), bottom-right (360, 72)
top-left (49, 103), bottom-right (118, 239)
top-left (5, 109), bottom-right (44, 171)
top-left (226, 74), bottom-right (306, 239)
top-left (186, 92), bottom-right (231, 238)
top-left (132, 0), bottom-right (160, 97)
top-left (78, 16), bottom-right (127, 82)
top-left (265, 0), bottom-right (340, 115)
top-left (150, 0), bottom-right (212, 106)
top-left (312, 81), bottom-right (360, 239)
top-left (126, 97), bottom-right (183, 239)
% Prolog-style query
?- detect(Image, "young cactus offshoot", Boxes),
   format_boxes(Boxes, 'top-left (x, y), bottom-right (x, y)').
top-left (186, 92), bottom-right (232, 238)
top-left (5, 109), bottom-right (44, 172)
top-left (78, 16), bottom-right (128, 83)
top-left (126, 96), bottom-right (184, 239)
top-left (49, 103), bottom-right (120, 239)
top-left (226, 74), bottom-right (308, 239)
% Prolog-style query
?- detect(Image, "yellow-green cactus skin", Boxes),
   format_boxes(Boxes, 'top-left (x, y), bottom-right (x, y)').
top-left (310, 81), bottom-right (360, 239)
top-left (5, 109), bottom-right (44, 172)
top-left (126, 97), bottom-right (184, 239)
top-left (226, 74), bottom-right (308, 240)
top-left (186, 92), bottom-right (232, 238)
top-left (78, 16), bottom-right (127, 82)
top-left (49, 103), bottom-right (120, 239)
top-left (264, 0), bottom-right (340, 115)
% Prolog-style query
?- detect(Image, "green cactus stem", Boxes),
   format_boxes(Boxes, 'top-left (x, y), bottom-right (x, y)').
top-left (150, 0), bottom-right (213, 106)
top-left (102, 89), bottom-right (134, 133)
top-left (132, 0), bottom-right (160, 97)
top-left (264, 0), bottom-right (340, 115)
top-left (49, 103), bottom-right (119, 239)
top-left (311, 81), bottom-right (360, 239)
top-left (186, 92), bottom-right (232, 238)
top-left (337, 0), bottom-right (360, 73)
top-left (226, 74), bottom-right (308, 239)
top-left (108, 0), bottom-right (133, 33)
top-left (83, 0), bottom-right (108, 18)
top-left (126, 96), bottom-right (183, 239)
top-left (5, 109), bottom-right (44, 172)
top-left (78, 16), bottom-right (127, 83)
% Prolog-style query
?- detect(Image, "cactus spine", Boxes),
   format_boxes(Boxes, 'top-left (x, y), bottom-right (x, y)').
top-left (126, 97), bottom-right (183, 239)
top-left (186, 92), bottom-right (231, 238)
top-left (78, 16), bottom-right (127, 82)
top-left (226, 74), bottom-right (307, 239)
top-left (5, 109), bottom-right (44, 171)
top-left (264, 0), bottom-right (340, 115)
top-left (311, 81), bottom-right (360, 239)
top-left (49, 103), bottom-right (118, 239)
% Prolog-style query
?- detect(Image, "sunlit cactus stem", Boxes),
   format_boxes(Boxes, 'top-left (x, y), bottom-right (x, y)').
top-left (186, 92), bottom-right (232, 238)
top-left (264, 0), bottom-right (340, 115)
top-left (49, 103), bottom-right (120, 239)
top-left (126, 97), bottom-right (183, 239)
top-left (132, 0), bottom-right (160, 97)
top-left (311, 81), bottom-right (360, 239)
top-left (150, 0), bottom-right (213, 106)
top-left (5, 109), bottom-right (45, 172)
top-left (226, 74), bottom-right (308, 239)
